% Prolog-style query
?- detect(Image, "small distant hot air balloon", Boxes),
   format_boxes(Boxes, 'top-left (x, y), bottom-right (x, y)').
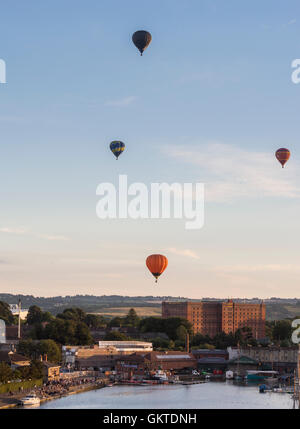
top-left (146, 254), bottom-right (168, 283)
top-left (110, 141), bottom-right (125, 160)
top-left (132, 30), bottom-right (152, 56)
top-left (275, 148), bottom-right (290, 168)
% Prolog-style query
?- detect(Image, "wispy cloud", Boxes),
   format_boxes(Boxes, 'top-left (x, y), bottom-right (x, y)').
top-left (0, 227), bottom-right (28, 235)
top-left (0, 227), bottom-right (68, 241)
top-left (37, 234), bottom-right (68, 241)
top-left (105, 96), bottom-right (138, 107)
top-left (215, 264), bottom-right (300, 273)
top-left (167, 247), bottom-right (200, 260)
top-left (164, 142), bottom-right (300, 202)
top-left (60, 258), bottom-right (140, 266)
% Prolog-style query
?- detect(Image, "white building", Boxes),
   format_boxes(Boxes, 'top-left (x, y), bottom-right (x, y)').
top-left (0, 319), bottom-right (6, 344)
top-left (9, 304), bottom-right (28, 320)
top-left (98, 341), bottom-right (153, 353)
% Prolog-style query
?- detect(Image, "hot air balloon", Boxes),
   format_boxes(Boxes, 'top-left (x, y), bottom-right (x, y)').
top-left (146, 254), bottom-right (168, 283)
top-left (132, 30), bottom-right (152, 56)
top-left (275, 148), bottom-right (290, 168)
top-left (110, 141), bottom-right (125, 160)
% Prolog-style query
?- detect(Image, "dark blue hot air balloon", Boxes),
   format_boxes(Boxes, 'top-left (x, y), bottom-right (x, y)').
top-left (110, 140), bottom-right (125, 160)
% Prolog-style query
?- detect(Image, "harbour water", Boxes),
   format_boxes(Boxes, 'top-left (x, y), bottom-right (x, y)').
top-left (39, 381), bottom-right (295, 409)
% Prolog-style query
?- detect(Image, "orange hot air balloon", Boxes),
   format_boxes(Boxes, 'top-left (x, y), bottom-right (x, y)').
top-left (146, 254), bottom-right (168, 283)
top-left (275, 148), bottom-right (290, 168)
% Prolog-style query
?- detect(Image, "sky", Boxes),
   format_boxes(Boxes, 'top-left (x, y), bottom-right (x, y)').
top-left (0, 0), bottom-right (300, 299)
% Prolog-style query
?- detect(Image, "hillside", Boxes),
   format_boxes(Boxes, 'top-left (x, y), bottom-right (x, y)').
top-left (1, 294), bottom-right (300, 321)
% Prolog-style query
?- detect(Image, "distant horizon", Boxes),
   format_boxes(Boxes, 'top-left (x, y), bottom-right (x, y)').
top-left (0, 292), bottom-right (299, 300)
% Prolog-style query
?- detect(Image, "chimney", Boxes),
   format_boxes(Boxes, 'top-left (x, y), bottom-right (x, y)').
top-left (18, 299), bottom-right (21, 339)
top-left (185, 333), bottom-right (190, 353)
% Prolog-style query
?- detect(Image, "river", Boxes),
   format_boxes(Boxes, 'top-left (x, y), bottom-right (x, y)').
top-left (39, 381), bottom-right (295, 409)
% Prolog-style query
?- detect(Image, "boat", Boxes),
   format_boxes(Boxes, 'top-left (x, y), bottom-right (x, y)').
top-left (245, 370), bottom-right (279, 381)
top-left (152, 370), bottom-right (168, 381)
top-left (225, 370), bottom-right (234, 380)
top-left (19, 393), bottom-right (40, 406)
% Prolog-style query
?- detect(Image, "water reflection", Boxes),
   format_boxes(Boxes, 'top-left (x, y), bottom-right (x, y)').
top-left (39, 381), bottom-right (295, 409)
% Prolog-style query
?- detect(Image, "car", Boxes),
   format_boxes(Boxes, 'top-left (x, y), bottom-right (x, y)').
top-left (192, 370), bottom-right (200, 376)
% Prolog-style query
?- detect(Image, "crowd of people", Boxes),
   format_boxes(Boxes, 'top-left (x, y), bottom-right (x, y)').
top-left (33, 377), bottom-right (105, 399)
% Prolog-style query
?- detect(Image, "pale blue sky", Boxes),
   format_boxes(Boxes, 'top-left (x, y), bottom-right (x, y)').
top-left (0, 0), bottom-right (300, 298)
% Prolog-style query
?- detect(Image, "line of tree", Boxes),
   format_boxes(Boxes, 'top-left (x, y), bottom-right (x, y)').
top-left (0, 360), bottom-right (43, 384)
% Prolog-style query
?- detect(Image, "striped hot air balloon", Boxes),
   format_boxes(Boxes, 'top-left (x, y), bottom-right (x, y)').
top-left (110, 141), bottom-right (125, 160)
top-left (146, 254), bottom-right (168, 283)
top-left (275, 148), bottom-right (290, 168)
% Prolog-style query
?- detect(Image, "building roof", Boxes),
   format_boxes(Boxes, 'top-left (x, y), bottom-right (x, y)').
top-left (197, 357), bottom-right (228, 364)
top-left (228, 355), bottom-right (259, 365)
top-left (192, 349), bottom-right (228, 355)
top-left (43, 361), bottom-right (61, 368)
top-left (0, 351), bottom-right (30, 365)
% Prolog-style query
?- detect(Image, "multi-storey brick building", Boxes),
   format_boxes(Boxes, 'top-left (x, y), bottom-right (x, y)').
top-left (162, 300), bottom-right (265, 339)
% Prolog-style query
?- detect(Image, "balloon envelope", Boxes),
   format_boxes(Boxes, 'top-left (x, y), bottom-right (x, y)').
top-left (275, 148), bottom-right (290, 168)
top-left (110, 141), bottom-right (125, 159)
top-left (132, 30), bottom-right (152, 55)
top-left (146, 254), bottom-right (168, 282)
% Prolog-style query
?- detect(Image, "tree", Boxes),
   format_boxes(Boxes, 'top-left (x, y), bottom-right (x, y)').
top-left (124, 308), bottom-right (140, 327)
top-left (176, 325), bottom-right (188, 342)
top-left (104, 331), bottom-right (131, 341)
top-left (17, 339), bottom-right (61, 362)
top-left (57, 307), bottom-right (86, 322)
top-left (26, 306), bottom-right (44, 325)
top-left (273, 320), bottom-right (292, 342)
top-left (0, 362), bottom-right (13, 383)
top-left (0, 301), bottom-right (14, 325)
top-left (75, 322), bottom-right (94, 345)
top-left (38, 339), bottom-right (62, 363)
top-left (29, 360), bottom-right (44, 379)
top-left (17, 339), bottom-right (37, 359)
top-left (85, 314), bottom-right (106, 329)
top-left (108, 317), bottom-right (124, 328)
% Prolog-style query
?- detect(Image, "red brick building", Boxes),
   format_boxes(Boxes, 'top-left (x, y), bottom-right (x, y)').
top-left (162, 300), bottom-right (265, 339)
top-left (116, 351), bottom-right (197, 379)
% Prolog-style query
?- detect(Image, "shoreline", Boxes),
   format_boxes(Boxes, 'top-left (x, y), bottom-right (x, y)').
top-left (0, 381), bottom-right (107, 410)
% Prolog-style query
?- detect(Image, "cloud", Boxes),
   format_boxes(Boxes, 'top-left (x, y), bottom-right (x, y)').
top-left (105, 96), bottom-right (138, 107)
top-left (38, 234), bottom-right (68, 241)
top-left (215, 264), bottom-right (300, 273)
top-left (0, 227), bottom-right (28, 235)
top-left (167, 247), bottom-right (200, 260)
top-left (0, 227), bottom-right (68, 241)
top-left (59, 258), bottom-right (140, 266)
top-left (164, 142), bottom-right (300, 202)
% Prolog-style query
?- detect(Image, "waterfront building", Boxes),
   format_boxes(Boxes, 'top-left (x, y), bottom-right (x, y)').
top-left (116, 351), bottom-right (197, 379)
top-left (192, 349), bottom-right (229, 373)
top-left (42, 361), bottom-right (61, 382)
top-left (162, 300), bottom-right (265, 338)
top-left (62, 341), bottom-right (153, 371)
top-left (227, 355), bottom-right (259, 376)
top-left (228, 346), bottom-right (298, 373)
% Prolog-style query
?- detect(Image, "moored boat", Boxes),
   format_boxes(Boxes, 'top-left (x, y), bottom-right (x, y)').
top-left (19, 393), bottom-right (40, 406)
